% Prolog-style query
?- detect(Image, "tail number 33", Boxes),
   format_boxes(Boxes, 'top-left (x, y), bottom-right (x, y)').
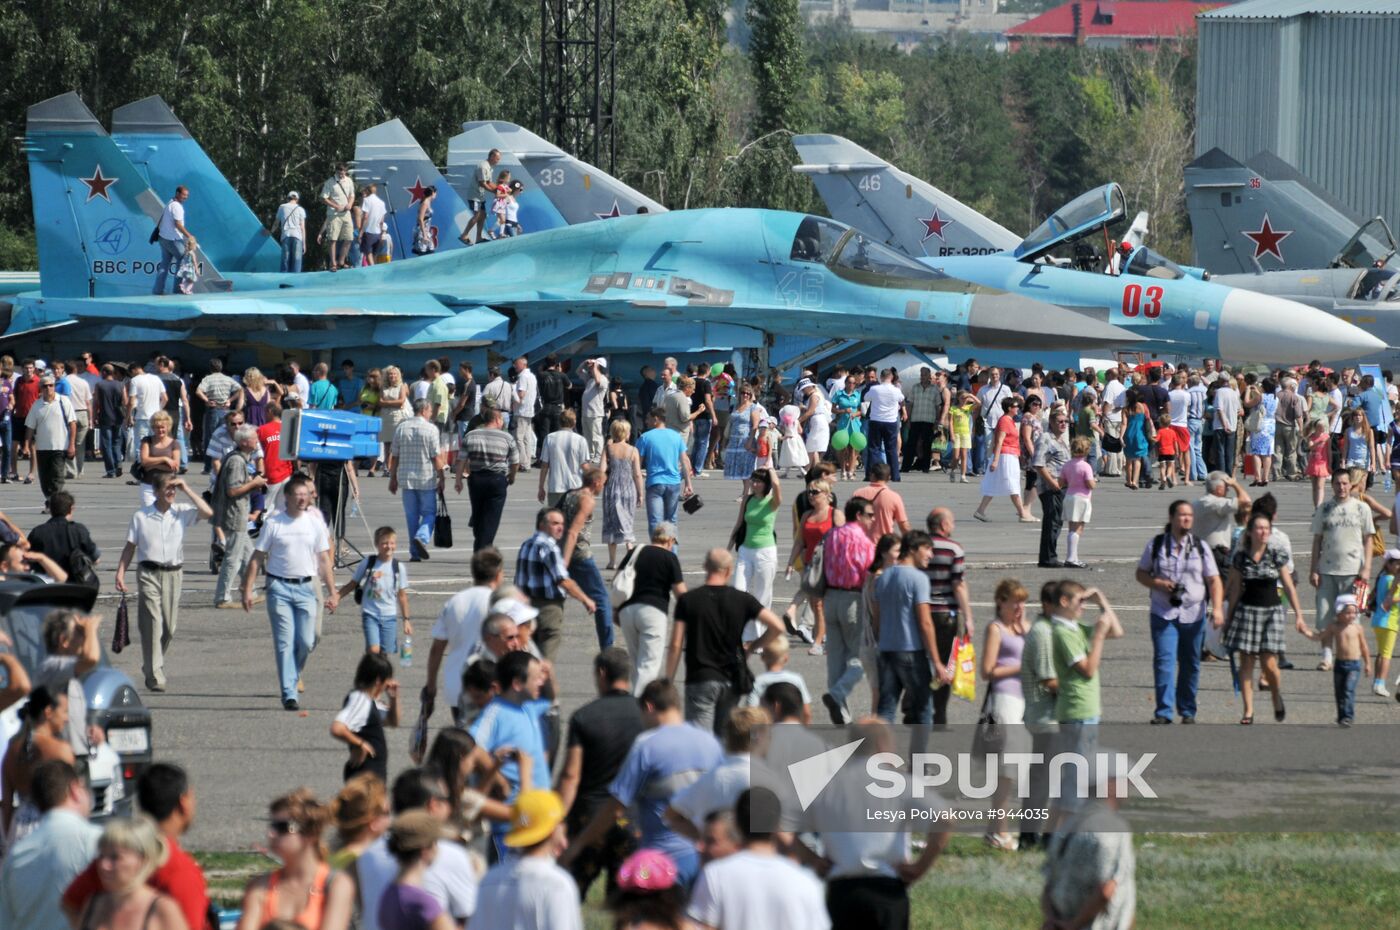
top-left (1121, 283), bottom-right (1163, 318)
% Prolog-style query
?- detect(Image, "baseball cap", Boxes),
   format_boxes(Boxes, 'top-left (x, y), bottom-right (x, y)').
top-left (504, 789), bottom-right (565, 848)
top-left (618, 849), bottom-right (679, 892)
top-left (288, 191), bottom-right (299, 200)
top-left (1335, 594), bottom-right (1359, 610)
top-left (493, 597), bottom-right (539, 625)
top-left (1385, 549), bottom-right (1400, 562)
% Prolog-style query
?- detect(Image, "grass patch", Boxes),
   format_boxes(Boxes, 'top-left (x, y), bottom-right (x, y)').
top-left (202, 834), bottom-right (1400, 927)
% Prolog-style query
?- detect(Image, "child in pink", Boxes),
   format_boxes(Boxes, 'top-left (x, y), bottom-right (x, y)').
top-left (1061, 437), bottom-right (1098, 568)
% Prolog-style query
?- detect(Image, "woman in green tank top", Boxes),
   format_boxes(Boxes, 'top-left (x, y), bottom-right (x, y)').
top-left (730, 467), bottom-right (783, 612)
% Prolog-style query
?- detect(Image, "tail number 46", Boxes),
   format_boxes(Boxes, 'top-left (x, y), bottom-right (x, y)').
top-left (1121, 283), bottom-right (1163, 318)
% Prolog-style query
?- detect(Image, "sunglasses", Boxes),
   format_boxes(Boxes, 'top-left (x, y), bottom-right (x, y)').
top-left (267, 819), bottom-right (300, 835)
top-left (859, 510), bottom-right (875, 518)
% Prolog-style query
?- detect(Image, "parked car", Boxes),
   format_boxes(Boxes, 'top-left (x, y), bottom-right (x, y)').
top-left (0, 575), bottom-right (152, 818)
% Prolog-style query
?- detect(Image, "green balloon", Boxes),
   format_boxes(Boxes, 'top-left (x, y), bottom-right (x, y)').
top-left (831, 429), bottom-right (850, 451)
top-left (710, 362), bottom-right (724, 376)
top-left (850, 430), bottom-right (868, 452)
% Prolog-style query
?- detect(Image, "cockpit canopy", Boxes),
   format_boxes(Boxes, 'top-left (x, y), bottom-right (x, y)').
top-left (1351, 268), bottom-right (1400, 302)
top-left (1122, 246), bottom-right (1187, 280)
top-left (1015, 184), bottom-right (1128, 262)
top-left (790, 216), bottom-right (955, 291)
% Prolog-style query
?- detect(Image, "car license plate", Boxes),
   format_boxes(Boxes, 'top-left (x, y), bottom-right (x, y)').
top-left (107, 727), bottom-right (149, 754)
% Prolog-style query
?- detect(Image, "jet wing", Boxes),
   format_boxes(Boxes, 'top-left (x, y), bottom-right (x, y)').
top-left (30, 290), bottom-right (459, 325)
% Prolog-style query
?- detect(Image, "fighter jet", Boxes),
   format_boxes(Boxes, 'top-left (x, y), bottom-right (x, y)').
top-left (791, 133), bottom-right (1384, 364)
top-left (10, 91), bottom-right (1169, 362)
top-left (1183, 148), bottom-right (1400, 365)
top-left (352, 119), bottom-right (474, 258)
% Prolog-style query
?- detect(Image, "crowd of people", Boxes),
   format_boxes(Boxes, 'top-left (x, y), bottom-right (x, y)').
top-left (7, 347), bottom-right (1400, 930)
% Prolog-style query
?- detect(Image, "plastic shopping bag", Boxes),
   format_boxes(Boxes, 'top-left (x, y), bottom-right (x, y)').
top-left (951, 635), bottom-right (977, 702)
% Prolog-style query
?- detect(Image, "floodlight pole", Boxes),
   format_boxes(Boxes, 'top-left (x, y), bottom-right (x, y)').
top-left (539, 0), bottom-right (617, 172)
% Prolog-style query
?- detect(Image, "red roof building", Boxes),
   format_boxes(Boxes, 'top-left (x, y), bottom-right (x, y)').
top-left (1005, 1), bottom-right (1226, 50)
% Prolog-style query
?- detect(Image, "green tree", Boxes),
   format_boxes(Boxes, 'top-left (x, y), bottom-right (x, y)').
top-left (745, 0), bottom-right (803, 135)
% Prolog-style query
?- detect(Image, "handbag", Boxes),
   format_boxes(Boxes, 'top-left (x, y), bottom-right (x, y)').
top-left (801, 540), bottom-right (826, 597)
top-left (1244, 402), bottom-right (1265, 433)
top-left (433, 489), bottom-right (453, 548)
top-left (112, 594), bottom-right (131, 654)
top-left (1100, 433), bottom-right (1123, 454)
top-left (611, 546), bottom-right (638, 602)
top-left (971, 688), bottom-right (1005, 756)
top-left (682, 493), bottom-right (704, 515)
top-left (1372, 528), bottom-right (1386, 558)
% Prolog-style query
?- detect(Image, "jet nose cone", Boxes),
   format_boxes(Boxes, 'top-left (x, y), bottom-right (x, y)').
top-left (1218, 289), bottom-right (1385, 363)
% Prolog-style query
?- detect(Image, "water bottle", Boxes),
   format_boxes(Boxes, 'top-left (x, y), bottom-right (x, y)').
top-left (400, 636), bottom-right (413, 667)
top-left (350, 498), bottom-right (360, 518)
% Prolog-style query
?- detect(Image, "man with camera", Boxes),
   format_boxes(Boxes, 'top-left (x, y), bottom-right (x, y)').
top-left (1134, 500), bottom-right (1224, 725)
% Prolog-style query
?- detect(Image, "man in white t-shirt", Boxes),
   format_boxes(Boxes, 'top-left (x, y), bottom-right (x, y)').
top-left (864, 369), bottom-right (905, 482)
top-left (126, 362), bottom-right (167, 444)
top-left (1213, 375), bottom-right (1242, 476)
top-left (1167, 373), bottom-right (1192, 486)
top-left (461, 148), bottom-right (501, 245)
top-left (687, 787), bottom-right (830, 930)
top-left (355, 768), bottom-right (479, 930)
top-left (975, 367), bottom-right (1011, 476)
top-left (359, 183), bottom-right (388, 262)
top-left (25, 373), bottom-right (76, 501)
top-left (275, 192), bottom-right (306, 273)
top-left (513, 356), bottom-right (539, 468)
top-left (242, 473), bottom-right (338, 710)
top-left (580, 359), bottom-right (609, 462)
top-left (474, 788), bottom-right (581, 930)
top-left (1099, 369), bottom-right (1127, 476)
top-left (153, 186), bottom-right (193, 295)
top-left (425, 548), bottom-right (504, 724)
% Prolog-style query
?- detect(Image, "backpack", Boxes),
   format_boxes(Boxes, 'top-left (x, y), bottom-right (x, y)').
top-left (66, 524), bottom-right (99, 589)
top-left (355, 556), bottom-right (404, 605)
top-left (1149, 531), bottom-right (1213, 577)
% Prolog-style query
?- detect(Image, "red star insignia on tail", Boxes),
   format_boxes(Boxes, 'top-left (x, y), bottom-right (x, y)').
top-left (81, 165), bottom-right (117, 203)
top-left (1242, 213), bottom-right (1293, 262)
top-left (919, 208), bottom-right (953, 243)
top-left (406, 177), bottom-right (430, 205)
top-left (595, 201), bottom-right (621, 220)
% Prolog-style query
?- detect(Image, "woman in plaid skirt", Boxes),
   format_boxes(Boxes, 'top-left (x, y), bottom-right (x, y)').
top-left (1223, 513), bottom-right (1306, 724)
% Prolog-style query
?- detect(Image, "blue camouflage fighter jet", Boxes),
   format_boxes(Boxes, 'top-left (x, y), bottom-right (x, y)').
top-left (792, 134), bottom-right (1384, 364)
top-left (10, 92), bottom-right (1173, 359)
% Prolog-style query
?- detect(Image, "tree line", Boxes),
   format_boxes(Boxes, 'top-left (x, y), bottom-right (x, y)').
top-left (0, 0), bottom-right (1197, 270)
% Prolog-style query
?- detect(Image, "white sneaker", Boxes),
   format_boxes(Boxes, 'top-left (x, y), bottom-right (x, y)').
top-left (796, 624), bottom-right (816, 645)
top-left (1373, 683), bottom-right (1391, 698)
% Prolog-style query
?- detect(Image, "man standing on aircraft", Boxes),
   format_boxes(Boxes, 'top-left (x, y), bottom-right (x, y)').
top-left (275, 191), bottom-right (305, 273)
top-left (153, 186), bottom-right (194, 295)
top-left (359, 182), bottom-right (387, 262)
top-left (461, 148), bottom-right (502, 245)
top-left (320, 163), bottom-right (356, 271)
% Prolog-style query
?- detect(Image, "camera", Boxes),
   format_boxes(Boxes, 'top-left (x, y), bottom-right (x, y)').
top-left (1168, 583), bottom-right (1185, 608)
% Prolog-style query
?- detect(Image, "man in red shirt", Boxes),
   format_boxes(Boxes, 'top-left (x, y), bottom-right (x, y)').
top-left (63, 763), bottom-right (209, 930)
top-left (258, 401), bottom-right (295, 514)
top-left (850, 463), bottom-right (911, 541)
top-left (12, 358), bottom-right (40, 482)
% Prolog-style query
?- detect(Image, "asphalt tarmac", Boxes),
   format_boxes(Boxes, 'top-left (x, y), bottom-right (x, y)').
top-left (7, 462), bottom-right (1395, 849)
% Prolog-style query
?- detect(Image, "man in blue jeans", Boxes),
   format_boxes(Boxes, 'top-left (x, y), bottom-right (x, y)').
top-left (241, 473), bottom-right (339, 711)
top-left (863, 368), bottom-right (905, 481)
top-left (560, 464), bottom-right (614, 649)
top-left (636, 407), bottom-right (694, 546)
top-left (869, 530), bottom-right (950, 724)
top-left (1134, 501), bottom-right (1223, 724)
top-left (389, 399), bottom-right (447, 562)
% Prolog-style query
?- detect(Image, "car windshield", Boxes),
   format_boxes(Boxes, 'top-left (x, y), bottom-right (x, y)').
top-left (827, 231), bottom-right (957, 291)
top-left (1016, 184), bottom-right (1127, 259)
top-left (790, 216), bottom-right (847, 264)
top-left (1124, 247), bottom-right (1186, 280)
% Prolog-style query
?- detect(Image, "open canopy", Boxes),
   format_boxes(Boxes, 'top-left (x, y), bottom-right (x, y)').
top-left (1015, 183), bottom-right (1128, 262)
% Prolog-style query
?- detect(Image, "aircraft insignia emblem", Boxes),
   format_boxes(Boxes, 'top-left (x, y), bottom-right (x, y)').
top-left (1242, 213), bottom-right (1293, 262)
top-left (81, 165), bottom-right (118, 203)
top-left (406, 177), bottom-right (431, 205)
top-left (595, 200), bottom-right (622, 220)
top-left (919, 208), bottom-right (953, 243)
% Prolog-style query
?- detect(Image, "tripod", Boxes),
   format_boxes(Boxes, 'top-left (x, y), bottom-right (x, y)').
top-left (320, 461), bottom-right (370, 569)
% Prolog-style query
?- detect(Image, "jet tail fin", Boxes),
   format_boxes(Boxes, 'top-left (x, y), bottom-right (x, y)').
top-left (446, 123), bottom-right (568, 233)
top-left (791, 134), bottom-right (1019, 259)
top-left (354, 119), bottom-right (472, 258)
top-left (1185, 147), bottom-right (1393, 274)
top-left (455, 120), bottom-right (664, 225)
top-left (25, 92), bottom-right (229, 298)
top-left (111, 96), bottom-right (281, 272)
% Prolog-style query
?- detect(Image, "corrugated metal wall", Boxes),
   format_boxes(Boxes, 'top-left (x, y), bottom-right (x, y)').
top-left (1197, 12), bottom-right (1400, 231)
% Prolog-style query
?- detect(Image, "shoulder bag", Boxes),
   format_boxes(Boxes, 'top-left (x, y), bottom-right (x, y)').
top-left (65, 524), bottom-right (99, 589)
top-left (971, 686), bottom-right (1004, 756)
top-left (611, 545), bottom-right (638, 602)
top-left (433, 489), bottom-right (453, 548)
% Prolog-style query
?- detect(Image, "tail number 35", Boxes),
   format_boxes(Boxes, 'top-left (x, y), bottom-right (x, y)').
top-left (1121, 283), bottom-right (1163, 318)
